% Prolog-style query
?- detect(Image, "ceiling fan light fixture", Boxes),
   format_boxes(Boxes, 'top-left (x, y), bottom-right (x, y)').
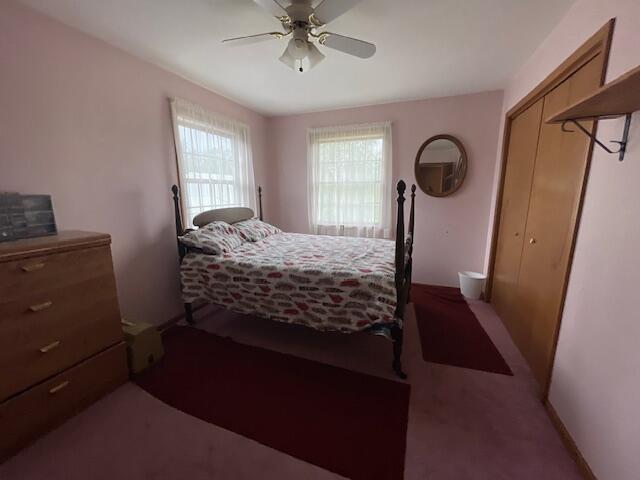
top-left (307, 42), bottom-right (325, 69)
top-left (279, 47), bottom-right (297, 70)
top-left (287, 36), bottom-right (309, 60)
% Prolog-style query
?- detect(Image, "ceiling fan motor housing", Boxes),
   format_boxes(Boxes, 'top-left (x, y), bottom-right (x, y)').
top-left (285, 1), bottom-right (314, 25)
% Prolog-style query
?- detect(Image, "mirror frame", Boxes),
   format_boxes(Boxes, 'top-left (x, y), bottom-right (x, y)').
top-left (414, 134), bottom-right (468, 197)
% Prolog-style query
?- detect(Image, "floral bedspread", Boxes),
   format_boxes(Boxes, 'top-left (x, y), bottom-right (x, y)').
top-left (180, 232), bottom-right (398, 332)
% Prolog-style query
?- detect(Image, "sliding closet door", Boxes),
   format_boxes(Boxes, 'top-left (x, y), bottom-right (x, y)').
top-left (516, 54), bottom-right (604, 386)
top-left (491, 99), bottom-right (543, 354)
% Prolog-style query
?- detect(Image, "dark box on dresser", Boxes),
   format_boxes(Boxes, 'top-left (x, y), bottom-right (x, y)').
top-left (0, 193), bottom-right (57, 242)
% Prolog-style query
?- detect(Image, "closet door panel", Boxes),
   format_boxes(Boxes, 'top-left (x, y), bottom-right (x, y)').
top-left (516, 55), bottom-right (603, 386)
top-left (491, 99), bottom-right (543, 354)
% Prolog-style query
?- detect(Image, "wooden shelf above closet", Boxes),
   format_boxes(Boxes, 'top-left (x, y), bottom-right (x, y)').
top-left (547, 64), bottom-right (640, 123)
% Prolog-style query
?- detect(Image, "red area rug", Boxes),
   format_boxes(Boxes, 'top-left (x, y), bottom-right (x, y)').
top-left (136, 326), bottom-right (410, 480)
top-left (412, 284), bottom-right (513, 375)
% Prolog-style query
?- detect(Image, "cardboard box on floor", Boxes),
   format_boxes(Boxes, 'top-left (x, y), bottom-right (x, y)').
top-left (121, 320), bottom-right (164, 375)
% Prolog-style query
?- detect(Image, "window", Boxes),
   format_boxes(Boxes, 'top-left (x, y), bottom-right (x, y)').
top-left (170, 98), bottom-right (255, 227)
top-left (307, 122), bottom-right (392, 238)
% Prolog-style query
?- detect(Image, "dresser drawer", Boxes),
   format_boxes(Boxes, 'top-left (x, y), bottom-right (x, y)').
top-left (0, 245), bottom-right (115, 304)
top-left (0, 275), bottom-right (123, 401)
top-left (0, 342), bottom-right (127, 461)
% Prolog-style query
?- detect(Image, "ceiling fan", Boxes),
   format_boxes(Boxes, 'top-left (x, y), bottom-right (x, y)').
top-left (222, 0), bottom-right (375, 72)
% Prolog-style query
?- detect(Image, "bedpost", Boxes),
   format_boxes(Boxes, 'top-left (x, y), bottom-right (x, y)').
top-left (406, 185), bottom-right (416, 303)
top-left (258, 186), bottom-right (263, 221)
top-left (171, 185), bottom-right (194, 325)
top-left (409, 184), bottom-right (416, 240)
top-left (392, 180), bottom-right (407, 379)
top-left (171, 184), bottom-right (183, 235)
top-left (172, 185), bottom-right (185, 254)
top-left (183, 302), bottom-right (194, 325)
top-left (394, 181), bottom-right (406, 291)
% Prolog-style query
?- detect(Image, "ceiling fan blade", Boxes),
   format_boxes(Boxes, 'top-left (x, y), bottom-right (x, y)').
top-left (312, 0), bottom-right (362, 25)
top-left (253, 0), bottom-right (288, 18)
top-left (320, 33), bottom-right (375, 59)
top-left (222, 32), bottom-right (283, 46)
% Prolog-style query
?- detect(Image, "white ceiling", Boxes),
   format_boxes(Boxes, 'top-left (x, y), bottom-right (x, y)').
top-left (18, 0), bottom-right (574, 116)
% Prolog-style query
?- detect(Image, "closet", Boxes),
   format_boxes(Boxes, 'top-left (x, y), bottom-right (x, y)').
top-left (489, 22), bottom-right (613, 391)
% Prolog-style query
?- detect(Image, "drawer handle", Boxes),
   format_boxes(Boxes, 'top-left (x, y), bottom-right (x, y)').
top-left (21, 262), bottom-right (45, 272)
top-left (39, 340), bottom-right (61, 353)
top-left (29, 301), bottom-right (53, 312)
top-left (49, 381), bottom-right (69, 395)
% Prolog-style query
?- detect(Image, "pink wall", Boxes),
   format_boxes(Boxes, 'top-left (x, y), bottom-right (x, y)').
top-left (0, 1), bottom-right (270, 326)
top-left (268, 91), bottom-right (504, 287)
top-left (492, 1), bottom-right (640, 478)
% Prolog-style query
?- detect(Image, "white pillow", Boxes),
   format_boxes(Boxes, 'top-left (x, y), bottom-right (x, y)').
top-left (179, 221), bottom-right (246, 254)
top-left (234, 218), bottom-right (282, 242)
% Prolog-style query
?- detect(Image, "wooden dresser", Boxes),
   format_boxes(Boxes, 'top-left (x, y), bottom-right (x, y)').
top-left (0, 231), bottom-right (128, 461)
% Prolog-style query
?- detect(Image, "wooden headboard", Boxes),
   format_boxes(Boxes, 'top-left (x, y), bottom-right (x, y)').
top-left (193, 207), bottom-right (254, 227)
top-left (171, 185), bottom-right (263, 234)
top-left (171, 184), bottom-right (264, 260)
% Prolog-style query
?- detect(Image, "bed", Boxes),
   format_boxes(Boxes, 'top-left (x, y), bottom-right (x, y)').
top-left (171, 182), bottom-right (416, 378)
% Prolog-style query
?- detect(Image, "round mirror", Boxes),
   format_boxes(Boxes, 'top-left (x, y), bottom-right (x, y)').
top-left (415, 135), bottom-right (467, 197)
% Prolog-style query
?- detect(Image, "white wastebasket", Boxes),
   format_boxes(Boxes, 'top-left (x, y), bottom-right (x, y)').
top-left (458, 271), bottom-right (486, 299)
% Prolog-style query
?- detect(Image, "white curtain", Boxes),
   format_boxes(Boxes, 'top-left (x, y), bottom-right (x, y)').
top-left (307, 121), bottom-right (392, 238)
top-left (170, 97), bottom-right (256, 227)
